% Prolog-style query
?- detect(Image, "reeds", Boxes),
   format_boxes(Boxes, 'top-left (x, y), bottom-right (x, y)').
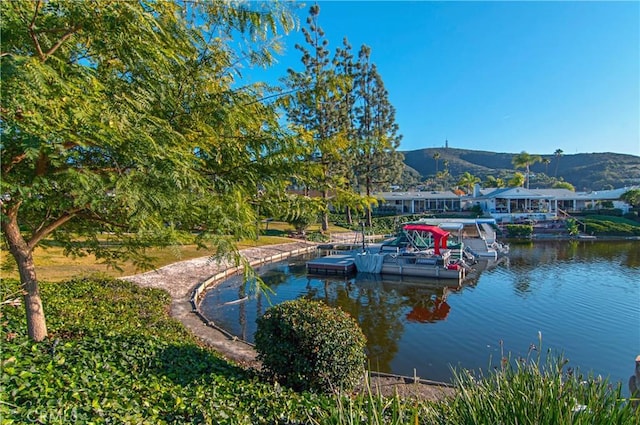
top-left (434, 333), bottom-right (636, 424)
top-left (309, 334), bottom-right (638, 424)
top-left (309, 373), bottom-right (437, 425)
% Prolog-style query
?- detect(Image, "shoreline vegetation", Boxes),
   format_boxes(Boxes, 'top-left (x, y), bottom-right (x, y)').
top-left (2, 217), bottom-right (639, 423)
top-left (2, 277), bottom-right (636, 423)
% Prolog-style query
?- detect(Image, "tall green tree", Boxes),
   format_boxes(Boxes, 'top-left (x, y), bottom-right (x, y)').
top-left (331, 37), bottom-right (359, 225)
top-left (512, 151), bottom-right (541, 189)
top-left (508, 172), bottom-right (526, 188)
top-left (554, 148), bottom-right (564, 177)
top-left (1, 0), bottom-right (296, 341)
top-left (284, 4), bottom-right (347, 231)
top-left (433, 151), bottom-right (441, 174)
top-left (621, 189), bottom-right (640, 210)
top-left (483, 175), bottom-right (506, 188)
top-left (352, 45), bottom-right (403, 226)
top-left (542, 158), bottom-right (551, 175)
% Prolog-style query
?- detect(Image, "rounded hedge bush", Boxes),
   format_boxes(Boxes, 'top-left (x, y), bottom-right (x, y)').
top-left (254, 298), bottom-right (366, 394)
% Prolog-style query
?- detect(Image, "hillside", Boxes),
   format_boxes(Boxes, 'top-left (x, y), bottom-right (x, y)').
top-left (401, 148), bottom-right (640, 191)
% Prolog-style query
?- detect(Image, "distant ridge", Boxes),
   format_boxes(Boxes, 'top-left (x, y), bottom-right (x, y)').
top-left (401, 147), bottom-right (640, 191)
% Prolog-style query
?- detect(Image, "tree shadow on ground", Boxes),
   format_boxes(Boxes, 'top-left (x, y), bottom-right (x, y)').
top-left (157, 343), bottom-right (253, 386)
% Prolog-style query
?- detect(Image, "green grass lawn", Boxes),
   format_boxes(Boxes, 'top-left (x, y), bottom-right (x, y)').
top-left (582, 215), bottom-right (640, 236)
top-left (1, 236), bottom-right (290, 282)
top-left (1, 221), bottom-right (353, 282)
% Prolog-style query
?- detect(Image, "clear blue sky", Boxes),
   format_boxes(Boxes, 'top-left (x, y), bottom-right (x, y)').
top-left (248, 1), bottom-right (640, 156)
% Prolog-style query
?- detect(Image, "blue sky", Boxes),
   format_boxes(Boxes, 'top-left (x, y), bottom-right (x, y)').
top-left (247, 1), bottom-right (639, 156)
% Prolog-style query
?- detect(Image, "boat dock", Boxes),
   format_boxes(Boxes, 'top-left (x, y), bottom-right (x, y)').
top-left (306, 254), bottom-right (356, 275)
top-left (306, 251), bottom-right (467, 281)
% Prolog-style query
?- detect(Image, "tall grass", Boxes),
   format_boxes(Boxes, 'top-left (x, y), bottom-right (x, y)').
top-left (310, 374), bottom-right (439, 425)
top-left (436, 335), bottom-right (636, 424)
top-left (310, 335), bottom-right (638, 424)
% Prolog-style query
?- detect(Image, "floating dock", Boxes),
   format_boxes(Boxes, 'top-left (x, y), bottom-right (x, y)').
top-left (306, 254), bottom-right (356, 275)
top-left (306, 252), bottom-right (465, 280)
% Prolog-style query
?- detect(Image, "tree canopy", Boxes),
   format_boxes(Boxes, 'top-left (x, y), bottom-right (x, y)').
top-left (282, 5), bottom-right (402, 228)
top-left (512, 151), bottom-right (541, 189)
top-left (621, 189), bottom-right (640, 208)
top-left (1, 0), bottom-right (298, 341)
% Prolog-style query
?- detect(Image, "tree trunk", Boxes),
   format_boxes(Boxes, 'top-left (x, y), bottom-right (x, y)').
top-left (2, 212), bottom-right (48, 341)
top-left (321, 188), bottom-right (329, 232)
top-left (345, 206), bottom-right (353, 225)
top-left (365, 176), bottom-right (373, 227)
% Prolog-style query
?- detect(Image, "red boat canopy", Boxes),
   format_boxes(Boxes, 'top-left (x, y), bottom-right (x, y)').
top-left (402, 224), bottom-right (450, 255)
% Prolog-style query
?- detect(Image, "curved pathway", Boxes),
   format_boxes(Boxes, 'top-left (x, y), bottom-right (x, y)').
top-left (123, 241), bottom-right (317, 367)
top-left (123, 239), bottom-right (454, 400)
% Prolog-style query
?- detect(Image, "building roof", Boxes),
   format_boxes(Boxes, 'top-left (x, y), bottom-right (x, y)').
top-left (574, 186), bottom-right (639, 200)
top-left (376, 191), bottom-right (461, 200)
top-left (376, 185), bottom-right (638, 202)
top-left (475, 187), bottom-right (547, 199)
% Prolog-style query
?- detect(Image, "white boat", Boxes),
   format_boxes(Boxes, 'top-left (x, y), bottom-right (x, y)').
top-left (308, 220), bottom-right (506, 281)
top-left (414, 218), bottom-right (509, 260)
top-left (355, 223), bottom-right (469, 280)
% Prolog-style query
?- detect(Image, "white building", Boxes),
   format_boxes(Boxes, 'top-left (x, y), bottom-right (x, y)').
top-left (376, 186), bottom-right (637, 221)
top-left (376, 191), bottom-right (462, 214)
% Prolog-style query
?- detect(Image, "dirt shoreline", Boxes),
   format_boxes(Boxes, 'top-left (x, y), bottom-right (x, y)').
top-left (123, 240), bottom-right (455, 401)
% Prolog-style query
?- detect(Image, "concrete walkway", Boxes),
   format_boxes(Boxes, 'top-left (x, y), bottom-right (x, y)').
top-left (122, 241), bottom-right (317, 368)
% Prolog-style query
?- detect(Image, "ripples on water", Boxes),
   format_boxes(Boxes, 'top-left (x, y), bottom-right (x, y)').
top-left (200, 241), bottom-right (640, 389)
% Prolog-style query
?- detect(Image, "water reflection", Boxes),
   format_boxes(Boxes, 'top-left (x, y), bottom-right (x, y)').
top-left (204, 265), bottom-right (475, 372)
top-left (200, 241), bottom-right (640, 384)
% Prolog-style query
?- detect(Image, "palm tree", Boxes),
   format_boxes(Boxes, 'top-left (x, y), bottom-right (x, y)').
top-left (542, 158), bottom-right (551, 175)
top-left (483, 175), bottom-right (506, 188)
top-left (554, 149), bottom-right (563, 177)
top-left (432, 152), bottom-right (440, 175)
top-left (457, 172), bottom-right (480, 194)
top-left (512, 151), bottom-right (541, 189)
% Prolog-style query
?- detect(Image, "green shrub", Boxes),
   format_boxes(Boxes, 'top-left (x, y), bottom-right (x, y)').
top-left (0, 278), bottom-right (326, 424)
top-left (506, 224), bottom-right (533, 238)
top-left (254, 299), bottom-right (367, 394)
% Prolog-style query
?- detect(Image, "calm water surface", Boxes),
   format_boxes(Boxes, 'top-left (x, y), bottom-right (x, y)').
top-left (200, 241), bottom-right (640, 388)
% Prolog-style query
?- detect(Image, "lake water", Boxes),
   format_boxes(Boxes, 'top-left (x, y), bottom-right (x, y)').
top-left (200, 240), bottom-right (640, 390)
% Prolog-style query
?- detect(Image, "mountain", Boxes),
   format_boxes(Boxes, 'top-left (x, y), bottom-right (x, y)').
top-left (401, 148), bottom-right (640, 191)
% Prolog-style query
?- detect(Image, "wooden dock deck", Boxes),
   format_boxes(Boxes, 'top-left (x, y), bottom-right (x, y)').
top-left (306, 254), bottom-right (356, 275)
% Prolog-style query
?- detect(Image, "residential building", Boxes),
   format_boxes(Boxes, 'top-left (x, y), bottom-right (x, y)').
top-left (376, 185), bottom-right (637, 222)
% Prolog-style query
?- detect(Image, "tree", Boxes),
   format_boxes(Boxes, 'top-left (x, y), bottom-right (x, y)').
top-left (483, 175), bottom-right (506, 188)
top-left (1, 0), bottom-right (296, 341)
top-left (284, 4), bottom-right (347, 232)
top-left (512, 151), bottom-right (541, 189)
top-left (457, 172), bottom-right (480, 194)
top-left (621, 189), bottom-right (640, 209)
top-left (552, 181), bottom-right (575, 191)
top-left (554, 149), bottom-right (564, 177)
top-left (508, 172), bottom-right (526, 188)
top-left (331, 37), bottom-right (358, 225)
top-left (542, 158), bottom-right (551, 175)
top-left (433, 152), bottom-right (441, 175)
top-left (443, 159), bottom-right (450, 173)
top-left (352, 45), bottom-right (403, 226)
